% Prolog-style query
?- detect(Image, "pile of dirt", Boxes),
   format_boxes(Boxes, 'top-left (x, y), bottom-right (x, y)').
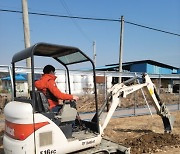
top-left (104, 111), bottom-right (180, 154)
top-left (0, 90), bottom-right (178, 113)
top-left (123, 132), bottom-right (180, 154)
top-left (77, 91), bottom-right (179, 113)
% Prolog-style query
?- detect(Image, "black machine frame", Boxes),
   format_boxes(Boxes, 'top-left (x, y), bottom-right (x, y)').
top-left (11, 42), bottom-right (99, 133)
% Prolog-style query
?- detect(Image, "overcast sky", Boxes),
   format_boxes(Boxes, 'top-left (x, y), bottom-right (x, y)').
top-left (0, 0), bottom-right (180, 68)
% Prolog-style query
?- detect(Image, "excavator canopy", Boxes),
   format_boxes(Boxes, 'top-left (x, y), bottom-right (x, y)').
top-left (12, 42), bottom-right (91, 65)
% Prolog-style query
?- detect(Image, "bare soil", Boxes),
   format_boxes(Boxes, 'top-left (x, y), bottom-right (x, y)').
top-left (77, 91), bottom-right (179, 112)
top-left (104, 111), bottom-right (180, 154)
top-left (0, 112), bottom-right (180, 153)
top-left (76, 91), bottom-right (180, 153)
top-left (0, 92), bottom-right (179, 153)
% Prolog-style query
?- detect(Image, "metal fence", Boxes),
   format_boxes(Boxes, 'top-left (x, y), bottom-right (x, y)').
top-left (0, 65), bottom-right (180, 115)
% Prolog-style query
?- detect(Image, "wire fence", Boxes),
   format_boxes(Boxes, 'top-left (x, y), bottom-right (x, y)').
top-left (0, 65), bottom-right (180, 115)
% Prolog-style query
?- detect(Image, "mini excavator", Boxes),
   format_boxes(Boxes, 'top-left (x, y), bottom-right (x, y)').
top-left (3, 43), bottom-right (174, 154)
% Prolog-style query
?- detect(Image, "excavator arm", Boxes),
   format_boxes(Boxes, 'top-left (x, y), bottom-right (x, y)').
top-left (141, 73), bottom-right (174, 133)
top-left (100, 73), bottom-right (174, 133)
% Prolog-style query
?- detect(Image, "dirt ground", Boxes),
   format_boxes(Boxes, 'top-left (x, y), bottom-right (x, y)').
top-left (76, 92), bottom-right (180, 153)
top-left (104, 111), bottom-right (180, 154)
top-left (76, 91), bottom-right (180, 153)
top-left (0, 112), bottom-right (179, 154)
top-left (0, 92), bottom-right (179, 153)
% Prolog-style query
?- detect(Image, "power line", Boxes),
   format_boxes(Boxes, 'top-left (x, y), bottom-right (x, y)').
top-left (125, 21), bottom-right (180, 37)
top-left (0, 9), bottom-right (180, 37)
top-left (0, 9), bottom-right (120, 21)
top-left (58, 0), bottom-right (92, 43)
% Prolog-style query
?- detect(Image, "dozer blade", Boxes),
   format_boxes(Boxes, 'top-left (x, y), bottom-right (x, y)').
top-left (75, 138), bottom-right (130, 154)
top-left (162, 115), bottom-right (175, 133)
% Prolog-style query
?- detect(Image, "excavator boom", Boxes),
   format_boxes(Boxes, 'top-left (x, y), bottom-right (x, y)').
top-left (100, 73), bottom-right (174, 133)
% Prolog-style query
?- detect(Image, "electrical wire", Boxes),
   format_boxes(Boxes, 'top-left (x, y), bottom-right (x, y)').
top-left (58, 0), bottom-right (92, 43)
top-left (125, 21), bottom-right (180, 37)
top-left (0, 9), bottom-right (120, 21)
top-left (0, 9), bottom-right (180, 37)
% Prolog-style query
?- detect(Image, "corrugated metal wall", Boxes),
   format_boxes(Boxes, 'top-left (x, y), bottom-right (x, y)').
top-left (130, 63), bottom-right (174, 74)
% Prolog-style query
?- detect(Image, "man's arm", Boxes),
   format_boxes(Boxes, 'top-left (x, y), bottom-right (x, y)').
top-left (47, 80), bottom-right (73, 100)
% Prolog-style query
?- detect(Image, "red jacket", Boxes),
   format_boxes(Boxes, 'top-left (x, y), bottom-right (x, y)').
top-left (35, 74), bottom-right (73, 109)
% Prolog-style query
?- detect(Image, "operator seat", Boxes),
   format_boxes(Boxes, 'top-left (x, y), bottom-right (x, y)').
top-left (34, 91), bottom-right (77, 123)
top-left (34, 91), bottom-right (49, 113)
top-left (34, 91), bottom-right (78, 138)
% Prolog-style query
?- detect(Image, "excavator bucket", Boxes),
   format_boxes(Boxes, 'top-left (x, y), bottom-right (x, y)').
top-left (162, 115), bottom-right (175, 133)
top-left (158, 103), bottom-right (175, 133)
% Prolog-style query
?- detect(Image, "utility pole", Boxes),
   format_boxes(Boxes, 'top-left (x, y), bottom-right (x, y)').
top-left (118, 16), bottom-right (124, 83)
top-left (22, 0), bottom-right (32, 92)
top-left (93, 41), bottom-right (96, 67)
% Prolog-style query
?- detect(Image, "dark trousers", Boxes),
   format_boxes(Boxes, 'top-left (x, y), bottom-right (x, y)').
top-left (51, 105), bottom-right (63, 113)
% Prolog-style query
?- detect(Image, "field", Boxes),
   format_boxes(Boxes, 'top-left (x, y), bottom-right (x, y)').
top-left (104, 111), bottom-right (180, 154)
top-left (77, 91), bottom-right (180, 154)
top-left (0, 111), bottom-right (179, 154)
top-left (0, 91), bottom-right (179, 153)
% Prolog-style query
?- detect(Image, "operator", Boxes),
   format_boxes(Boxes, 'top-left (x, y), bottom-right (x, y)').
top-left (35, 65), bottom-right (79, 112)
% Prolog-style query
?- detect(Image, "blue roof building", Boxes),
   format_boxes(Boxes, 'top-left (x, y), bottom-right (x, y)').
top-left (2, 74), bottom-right (26, 81)
top-left (1, 74), bottom-right (41, 81)
top-left (97, 60), bottom-right (179, 74)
